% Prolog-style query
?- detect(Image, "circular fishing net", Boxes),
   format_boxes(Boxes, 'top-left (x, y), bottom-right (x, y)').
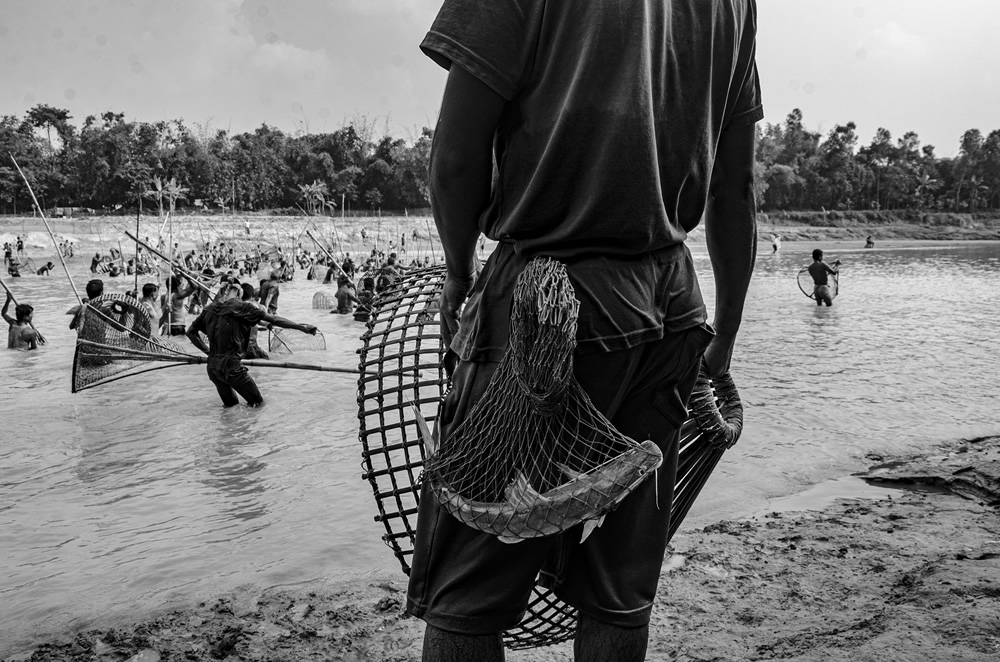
top-left (358, 262), bottom-right (745, 650)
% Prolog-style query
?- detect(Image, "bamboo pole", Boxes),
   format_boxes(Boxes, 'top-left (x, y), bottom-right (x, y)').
top-left (305, 230), bottom-right (349, 280)
top-left (8, 153), bottom-right (82, 304)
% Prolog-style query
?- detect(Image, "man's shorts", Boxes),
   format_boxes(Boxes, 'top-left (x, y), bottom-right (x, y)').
top-left (814, 284), bottom-right (833, 306)
top-left (207, 355), bottom-right (263, 407)
top-left (406, 322), bottom-right (713, 634)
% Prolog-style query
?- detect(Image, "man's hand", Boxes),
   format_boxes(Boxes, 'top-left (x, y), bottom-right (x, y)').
top-left (300, 323), bottom-right (318, 336)
top-left (438, 271), bottom-right (475, 352)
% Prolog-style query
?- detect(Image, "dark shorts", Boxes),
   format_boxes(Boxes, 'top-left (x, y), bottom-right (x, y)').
top-left (406, 322), bottom-right (713, 634)
top-left (207, 355), bottom-right (263, 407)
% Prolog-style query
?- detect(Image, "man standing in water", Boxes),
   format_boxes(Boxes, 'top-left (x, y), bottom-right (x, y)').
top-left (807, 249), bottom-right (840, 307)
top-left (407, 1), bottom-right (761, 659)
top-left (186, 282), bottom-right (317, 407)
top-left (3, 292), bottom-right (38, 350)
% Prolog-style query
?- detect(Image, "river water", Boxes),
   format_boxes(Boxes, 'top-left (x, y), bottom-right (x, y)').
top-left (1, 240), bottom-right (998, 654)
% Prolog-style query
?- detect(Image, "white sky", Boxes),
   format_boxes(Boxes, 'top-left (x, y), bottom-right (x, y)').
top-left (1, 0), bottom-right (997, 156)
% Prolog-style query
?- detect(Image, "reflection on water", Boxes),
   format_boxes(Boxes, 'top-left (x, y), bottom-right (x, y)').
top-left (2, 241), bottom-right (999, 653)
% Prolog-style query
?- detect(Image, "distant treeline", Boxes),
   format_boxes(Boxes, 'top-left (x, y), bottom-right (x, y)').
top-left (0, 105), bottom-right (431, 216)
top-left (1, 104), bottom-right (998, 216)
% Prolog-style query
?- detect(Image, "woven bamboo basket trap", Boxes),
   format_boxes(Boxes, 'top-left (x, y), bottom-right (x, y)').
top-left (357, 265), bottom-right (743, 650)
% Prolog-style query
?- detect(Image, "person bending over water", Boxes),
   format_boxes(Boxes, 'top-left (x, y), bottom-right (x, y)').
top-left (3, 293), bottom-right (38, 350)
top-left (807, 249), bottom-right (840, 307)
top-left (186, 283), bottom-right (317, 407)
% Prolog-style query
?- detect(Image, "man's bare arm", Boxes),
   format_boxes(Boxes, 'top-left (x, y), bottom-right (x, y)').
top-left (704, 122), bottom-right (758, 378)
top-left (430, 64), bottom-right (506, 356)
top-left (186, 315), bottom-right (210, 355)
top-left (2, 293), bottom-right (14, 326)
top-left (260, 312), bottom-right (316, 336)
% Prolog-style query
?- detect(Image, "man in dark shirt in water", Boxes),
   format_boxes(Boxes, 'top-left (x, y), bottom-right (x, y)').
top-left (807, 249), bottom-right (840, 306)
top-left (186, 282), bottom-right (317, 407)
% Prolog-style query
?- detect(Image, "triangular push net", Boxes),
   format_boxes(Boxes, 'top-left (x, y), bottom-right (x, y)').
top-left (357, 262), bottom-right (744, 650)
top-left (268, 327), bottom-right (327, 354)
top-left (71, 293), bottom-right (199, 393)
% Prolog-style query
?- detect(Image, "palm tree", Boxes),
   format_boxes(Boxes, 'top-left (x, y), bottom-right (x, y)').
top-left (144, 176), bottom-right (166, 217)
top-left (297, 180), bottom-right (329, 215)
top-left (914, 172), bottom-right (940, 207)
top-left (162, 177), bottom-right (190, 214)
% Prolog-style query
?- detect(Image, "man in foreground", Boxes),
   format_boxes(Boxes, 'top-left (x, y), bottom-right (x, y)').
top-left (408, 1), bottom-right (762, 659)
top-left (186, 282), bottom-right (317, 407)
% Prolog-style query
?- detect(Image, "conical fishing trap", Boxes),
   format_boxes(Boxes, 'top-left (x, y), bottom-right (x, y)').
top-left (358, 260), bottom-right (744, 650)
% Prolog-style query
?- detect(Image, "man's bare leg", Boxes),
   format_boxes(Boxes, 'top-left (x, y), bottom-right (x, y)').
top-left (574, 613), bottom-right (649, 662)
top-left (422, 625), bottom-right (504, 662)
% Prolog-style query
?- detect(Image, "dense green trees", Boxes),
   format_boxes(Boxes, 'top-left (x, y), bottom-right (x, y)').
top-left (1, 104), bottom-right (998, 215)
top-left (757, 110), bottom-right (1000, 212)
top-left (0, 105), bottom-right (434, 216)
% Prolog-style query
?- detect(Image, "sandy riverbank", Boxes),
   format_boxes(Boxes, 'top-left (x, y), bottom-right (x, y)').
top-left (6, 436), bottom-right (997, 662)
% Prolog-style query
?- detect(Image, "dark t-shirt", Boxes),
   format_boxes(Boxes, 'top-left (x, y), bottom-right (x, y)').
top-left (421, 0), bottom-right (763, 361)
top-left (191, 299), bottom-right (266, 359)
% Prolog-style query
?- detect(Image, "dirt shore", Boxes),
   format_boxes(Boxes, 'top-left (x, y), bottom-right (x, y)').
top-left (6, 436), bottom-right (997, 662)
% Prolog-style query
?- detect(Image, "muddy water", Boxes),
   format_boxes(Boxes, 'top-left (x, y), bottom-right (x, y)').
top-left (2, 239), bottom-right (998, 654)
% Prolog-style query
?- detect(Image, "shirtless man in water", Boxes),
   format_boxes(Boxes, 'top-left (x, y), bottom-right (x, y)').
top-left (186, 282), bottom-right (317, 407)
top-left (807, 249), bottom-right (840, 307)
top-left (3, 292), bottom-right (38, 350)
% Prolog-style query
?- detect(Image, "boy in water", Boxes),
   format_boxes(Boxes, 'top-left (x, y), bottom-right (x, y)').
top-left (807, 249), bottom-right (840, 307)
top-left (186, 282), bottom-right (317, 407)
top-left (3, 292), bottom-right (38, 350)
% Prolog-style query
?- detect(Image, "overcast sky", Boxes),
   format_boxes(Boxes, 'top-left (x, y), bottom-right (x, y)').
top-left (1, 0), bottom-right (997, 156)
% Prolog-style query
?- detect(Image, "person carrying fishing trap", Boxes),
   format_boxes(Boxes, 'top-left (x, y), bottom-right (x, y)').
top-left (406, 1), bottom-right (762, 659)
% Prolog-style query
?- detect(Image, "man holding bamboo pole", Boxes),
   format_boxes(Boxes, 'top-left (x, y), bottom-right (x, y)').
top-left (186, 282), bottom-right (317, 407)
top-left (3, 291), bottom-right (39, 350)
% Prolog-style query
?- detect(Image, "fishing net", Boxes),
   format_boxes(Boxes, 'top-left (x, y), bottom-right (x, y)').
top-left (357, 262), bottom-right (744, 650)
top-left (422, 258), bottom-right (659, 541)
top-left (268, 327), bottom-right (327, 354)
top-left (797, 267), bottom-right (839, 300)
top-left (312, 291), bottom-right (336, 309)
top-left (71, 293), bottom-right (194, 393)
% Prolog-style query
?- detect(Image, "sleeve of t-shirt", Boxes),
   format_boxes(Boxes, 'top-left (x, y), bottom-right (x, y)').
top-left (726, 0), bottom-right (764, 128)
top-left (419, 0), bottom-right (544, 101)
top-left (233, 301), bottom-right (266, 325)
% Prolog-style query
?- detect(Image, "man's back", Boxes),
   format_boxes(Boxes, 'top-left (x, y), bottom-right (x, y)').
top-left (808, 261), bottom-right (832, 286)
top-left (199, 299), bottom-right (265, 359)
top-left (422, 0), bottom-right (761, 258)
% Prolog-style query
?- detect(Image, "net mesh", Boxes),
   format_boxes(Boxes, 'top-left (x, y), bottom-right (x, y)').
top-left (268, 327), bottom-right (327, 354)
top-left (422, 258), bottom-right (660, 542)
top-left (357, 263), bottom-right (743, 650)
top-left (71, 293), bottom-right (197, 393)
top-left (312, 291), bottom-right (336, 309)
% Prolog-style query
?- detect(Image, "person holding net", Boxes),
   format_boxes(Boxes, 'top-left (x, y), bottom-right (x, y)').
top-left (3, 292), bottom-right (38, 350)
top-left (408, 1), bottom-right (762, 660)
top-left (185, 282), bottom-right (317, 408)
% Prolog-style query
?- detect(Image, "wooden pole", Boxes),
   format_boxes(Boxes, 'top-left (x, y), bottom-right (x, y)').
top-left (305, 230), bottom-right (349, 280)
top-left (8, 153), bottom-right (82, 304)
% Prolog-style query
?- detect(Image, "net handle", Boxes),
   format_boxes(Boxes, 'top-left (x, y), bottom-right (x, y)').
top-left (688, 363), bottom-right (744, 449)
